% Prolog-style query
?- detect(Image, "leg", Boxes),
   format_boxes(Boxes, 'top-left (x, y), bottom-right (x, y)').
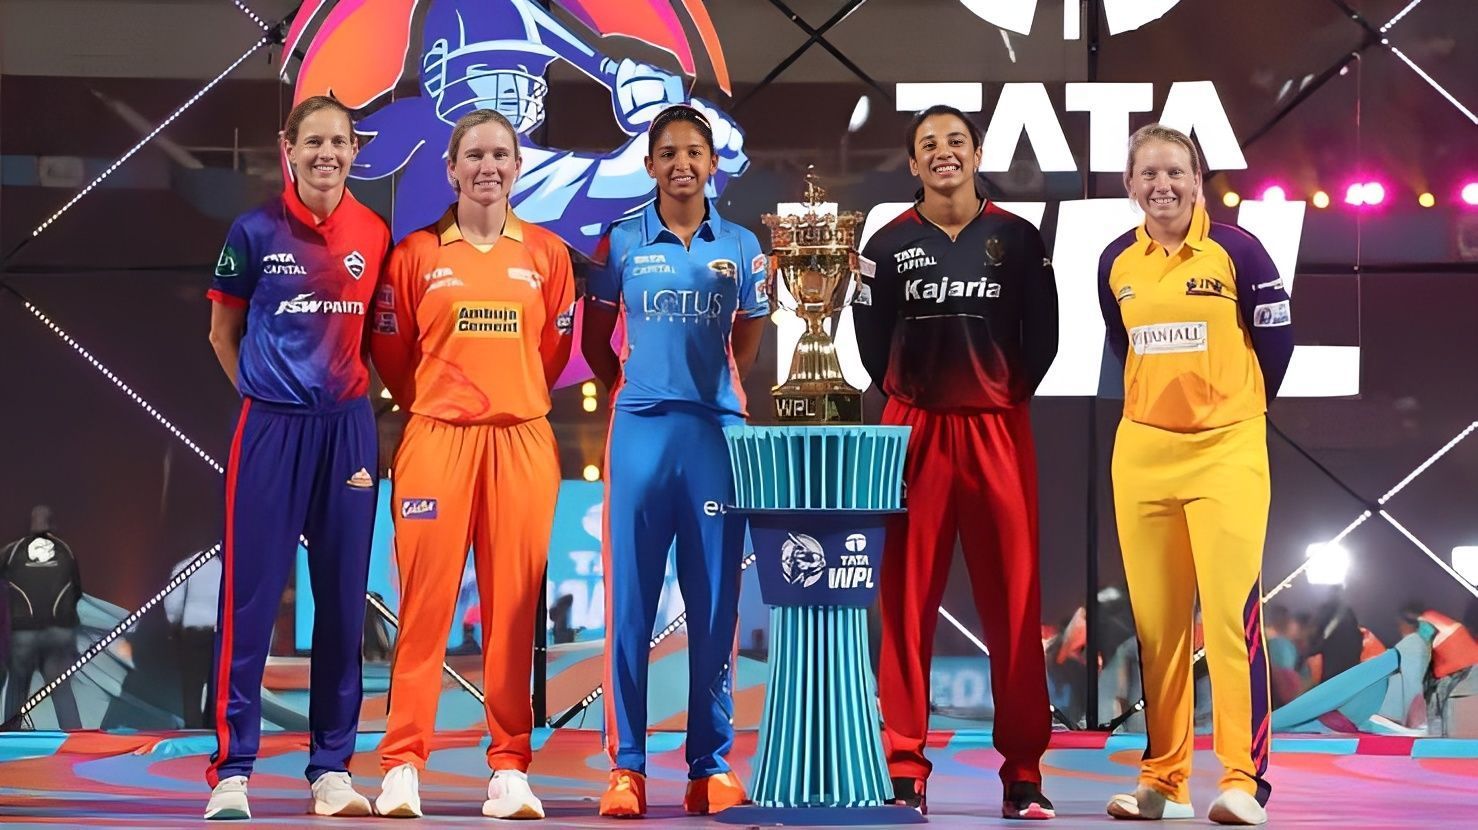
top-left (1112, 419), bottom-right (1199, 804)
top-left (180, 628), bottom-right (215, 729)
top-left (671, 412), bottom-right (745, 779)
top-left (36, 627), bottom-right (81, 730)
top-left (302, 401), bottom-right (379, 782)
top-left (379, 416), bottom-right (479, 771)
top-left (208, 401), bottom-right (314, 786)
top-left (474, 417), bottom-right (560, 772)
top-left (877, 399), bottom-right (959, 782)
top-left (4, 629), bottom-right (41, 721)
top-left (602, 409), bottom-right (679, 776)
top-left (955, 405), bottom-right (1050, 786)
top-left (1184, 418), bottom-right (1273, 806)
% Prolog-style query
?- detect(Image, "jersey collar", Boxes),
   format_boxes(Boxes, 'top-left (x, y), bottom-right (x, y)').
top-left (281, 181), bottom-right (360, 236)
top-left (1134, 199), bottom-right (1211, 255)
top-left (640, 197), bottom-right (721, 246)
top-left (435, 205), bottom-right (525, 246)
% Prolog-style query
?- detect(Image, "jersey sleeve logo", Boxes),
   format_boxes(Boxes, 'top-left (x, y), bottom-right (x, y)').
top-left (555, 301), bottom-right (576, 334)
top-left (343, 250), bottom-right (367, 279)
top-left (751, 253), bottom-right (767, 274)
top-left (215, 244), bottom-right (242, 278)
top-left (1252, 300), bottom-right (1291, 328)
top-left (1116, 284), bottom-right (1136, 303)
top-left (373, 311), bottom-right (398, 335)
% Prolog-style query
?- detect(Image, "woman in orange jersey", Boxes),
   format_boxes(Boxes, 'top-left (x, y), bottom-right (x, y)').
top-left (1098, 124), bottom-right (1292, 826)
top-left (369, 109), bottom-right (575, 820)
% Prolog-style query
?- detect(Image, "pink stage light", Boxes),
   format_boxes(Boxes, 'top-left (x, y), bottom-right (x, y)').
top-left (1462, 182), bottom-right (1478, 206)
top-left (1261, 185), bottom-right (1287, 202)
top-left (1361, 182), bottom-right (1387, 206)
top-left (1345, 182), bottom-right (1366, 206)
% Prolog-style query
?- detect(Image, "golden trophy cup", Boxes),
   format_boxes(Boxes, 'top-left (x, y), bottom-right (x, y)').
top-left (761, 169), bottom-right (866, 424)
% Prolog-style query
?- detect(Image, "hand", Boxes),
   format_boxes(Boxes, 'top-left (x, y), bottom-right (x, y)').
top-left (606, 58), bottom-right (686, 133)
top-left (689, 98), bottom-right (748, 178)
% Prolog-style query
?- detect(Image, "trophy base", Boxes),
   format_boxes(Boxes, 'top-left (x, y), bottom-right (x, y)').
top-left (772, 390), bottom-right (863, 424)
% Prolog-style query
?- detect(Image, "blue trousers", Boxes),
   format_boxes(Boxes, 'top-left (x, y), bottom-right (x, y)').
top-left (208, 397), bottom-right (377, 785)
top-left (602, 405), bottom-right (745, 778)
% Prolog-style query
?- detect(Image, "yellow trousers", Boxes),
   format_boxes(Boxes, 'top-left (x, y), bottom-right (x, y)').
top-left (1112, 415), bottom-right (1272, 806)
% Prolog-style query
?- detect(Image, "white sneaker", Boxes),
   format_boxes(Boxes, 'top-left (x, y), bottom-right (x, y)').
top-left (374, 763), bottom-right (423, 818)
top-left (204, 775), bottom-right (251, 820)
top-left (1208, 789), bottom-right (1267, 826)
top-left (1107, 786), bottom-right (1195, 820)
top-left (311, 771), bottom-right (372, 817)
top-left (482, 769), bottom-right (545, 819)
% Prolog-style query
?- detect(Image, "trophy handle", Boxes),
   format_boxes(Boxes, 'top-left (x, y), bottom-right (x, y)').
top-left (763, 253), bottom-right (798, 314)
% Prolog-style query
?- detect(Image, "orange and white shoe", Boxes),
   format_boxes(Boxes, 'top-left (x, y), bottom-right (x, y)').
top-left (683, 771), bottom-right (749, 815)
top-left (598, 769), bottom-right (646, 818)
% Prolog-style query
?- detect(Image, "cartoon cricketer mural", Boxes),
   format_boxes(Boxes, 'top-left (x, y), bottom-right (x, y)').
top-left (283, 0), bottom-right (747, 254)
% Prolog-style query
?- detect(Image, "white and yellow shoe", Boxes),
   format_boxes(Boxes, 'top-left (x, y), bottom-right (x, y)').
top-left (310, 771), bottom-right (372, 817)
top-left (1208, 789), bottom-right (1267, 825)
top-left (482, 769), bottom-right (544, 819)
top-left (374, 763), bottom-right (423, 818)
top-left (204, 775), bottom-right (251, 820)
top-left (1107, 786), bottom-right (1194, 820)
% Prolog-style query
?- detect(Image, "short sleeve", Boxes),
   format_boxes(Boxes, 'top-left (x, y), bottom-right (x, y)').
top-left (737, 229), bottom-right (770, 318)
top-left (585, 229), bottom-right (622, 308)
top-left (207, 217), bottom-right (256, 307)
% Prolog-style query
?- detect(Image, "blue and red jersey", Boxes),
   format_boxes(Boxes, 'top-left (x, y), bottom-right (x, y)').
top-left (208, 185), bottom-right (390, 410)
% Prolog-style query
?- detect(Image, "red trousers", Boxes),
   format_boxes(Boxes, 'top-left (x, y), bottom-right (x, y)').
top-left (877, 398), bottom-right (1050, 785)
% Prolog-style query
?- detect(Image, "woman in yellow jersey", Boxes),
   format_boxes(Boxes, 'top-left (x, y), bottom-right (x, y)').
top-left (369, 109), bottom-right (575, 820)
top-left (1097, 124), bottom-right (1292, 826)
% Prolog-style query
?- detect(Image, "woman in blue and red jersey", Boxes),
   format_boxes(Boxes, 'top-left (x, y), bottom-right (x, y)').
top-left (202, 95), bottom-right (389, 821)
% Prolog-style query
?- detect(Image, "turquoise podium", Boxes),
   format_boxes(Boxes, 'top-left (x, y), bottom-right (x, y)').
top-left (723, 425), bottom-right (915, 820)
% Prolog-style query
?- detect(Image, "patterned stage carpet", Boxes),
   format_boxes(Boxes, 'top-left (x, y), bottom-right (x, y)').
top-left (2, 729), bottom-right (1476, 827)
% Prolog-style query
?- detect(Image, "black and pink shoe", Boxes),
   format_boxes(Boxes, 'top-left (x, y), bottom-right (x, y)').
top-left (890, 776), bottom-right (927, 815)
top-left (1003, 781), bottom-right (1056, 820)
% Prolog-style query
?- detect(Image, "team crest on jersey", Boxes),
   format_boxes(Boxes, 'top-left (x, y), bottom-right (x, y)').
top-left (1117, 284), bottom-right (1136, 303)
top-left (215, 244), bottom-right (242, 278)
top-left (400, 498), bottom-right (438, 519)
top-left (343, 250), bottom-right (367, 279)
top-left (346, 467), bottom-right (375, 489)
top-left (708, 259), bottom-right (738, 280)
top-left (1185, 276), bottom-right (1231, 299)
top-left (985, 237), bottom-right (1005, 267)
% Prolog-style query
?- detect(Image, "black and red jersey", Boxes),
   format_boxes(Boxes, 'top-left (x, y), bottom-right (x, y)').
top-left (855, 179), bottom-right (1059, 412)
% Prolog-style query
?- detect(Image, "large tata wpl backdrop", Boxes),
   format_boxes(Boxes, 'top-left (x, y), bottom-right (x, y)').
top-left (286, 0), bottom-right (1357, 642)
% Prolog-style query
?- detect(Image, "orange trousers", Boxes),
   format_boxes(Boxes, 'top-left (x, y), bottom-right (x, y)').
top-left (378, 414), bottom-right (560, 773)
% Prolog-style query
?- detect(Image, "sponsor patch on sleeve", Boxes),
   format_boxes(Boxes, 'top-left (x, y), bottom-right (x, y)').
top-left (1252, 300), bottom-right (1291, 328)
top-left (756, 282), bottom-right (767, 306)
top-left (751, 253), bottom-right (767, 274)
top-left (376, 284), bottom-right (394, 309)
top-left (854, 283), bottom-right (872, 306)
top-left (373, 311), bottom-right (398, 335)
top-left (857, 255), bottom-right (876, 278)
top-left (555, 301), bottom-right (576, 335)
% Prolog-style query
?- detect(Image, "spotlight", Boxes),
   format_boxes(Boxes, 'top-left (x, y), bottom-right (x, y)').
top-left (582, 464), bottom-right (601, 482)
top-left (1462, 182), bottom-right (1478, 206)
top-left (1261, 185), bottom-right (1286, 202)
top-left (1345, 182), bottom-right (1366, 206)
top-left (1361, 182), bottom-right (1386, 206)
top-left (581, 381), bottom-right (597, 397)
top-left (1418, 192), bottom-right (1436, 208)
top-left (1223, 191), bottom-right (1242, 207)
top-left (581, 397), bottom-right (598, 413)
top-left (1306, 542), bottom-right (1350, 586)
top-left (847, 94), bottom-right (871, 133)
top-left (1312, 190), bottom-right (1331, 209)
top-left (1453, 547), bottom-right (1478, 586)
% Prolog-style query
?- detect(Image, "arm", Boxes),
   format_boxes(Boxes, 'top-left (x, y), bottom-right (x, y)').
top-left (852, 238), bottom-right (898, 394)
top-left (1098, 247), bottom-right (1129, 365)
top-left (580, 230), bottom-right (624, 391)
top-left (1231, 232), bottom-right (1294, 398)
top-left (369, 242), bottom-right (422, 407)
top-left (208, 303), bottom-right (246, 388)
top-left (732, 231), bottom-right (770, 380)
top-left (538, 239), bottom-right (577, 389)
top-left (1019, 224), bottom-right (1060, 394)
top-left (731, 316), bottom-right (766, 379)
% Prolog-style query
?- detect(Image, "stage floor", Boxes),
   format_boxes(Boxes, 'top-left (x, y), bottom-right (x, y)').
top-left (3, 729), bottom-right (1475, 827)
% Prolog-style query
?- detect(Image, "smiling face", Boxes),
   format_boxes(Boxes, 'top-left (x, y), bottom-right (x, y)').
top-left (1127, 138), bottom-right (1200, 228)
top-left (645, 120), bottom-right (716, 200)
top-left (283, 107), bottom-right (356, 195)
top-left (448, 120), bottom-right (522, 207)
top-left (908, 113), bottom-right (981, 196)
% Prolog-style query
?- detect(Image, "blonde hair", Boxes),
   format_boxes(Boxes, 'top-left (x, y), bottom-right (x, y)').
top-left (1123, 123), bottom-right (1202, 196)
top-left (447, 109), bottom-right (521, 164)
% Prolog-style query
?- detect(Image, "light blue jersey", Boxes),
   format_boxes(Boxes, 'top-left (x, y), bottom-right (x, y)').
top-left (587, 199), bottom-right (769, 418)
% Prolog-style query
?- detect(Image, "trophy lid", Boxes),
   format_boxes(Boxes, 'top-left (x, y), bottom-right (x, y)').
top-left (762, 166), bottom-right (863, 253)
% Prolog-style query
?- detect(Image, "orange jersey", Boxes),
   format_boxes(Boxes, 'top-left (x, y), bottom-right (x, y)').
top-left (371, 207), bottom-right (576, 425)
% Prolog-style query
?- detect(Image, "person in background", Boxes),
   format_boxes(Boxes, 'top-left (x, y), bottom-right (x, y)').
top-left (163, 553), bottom-right (222, 730)
top-left (2, 505), bottom-right (83, 730)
